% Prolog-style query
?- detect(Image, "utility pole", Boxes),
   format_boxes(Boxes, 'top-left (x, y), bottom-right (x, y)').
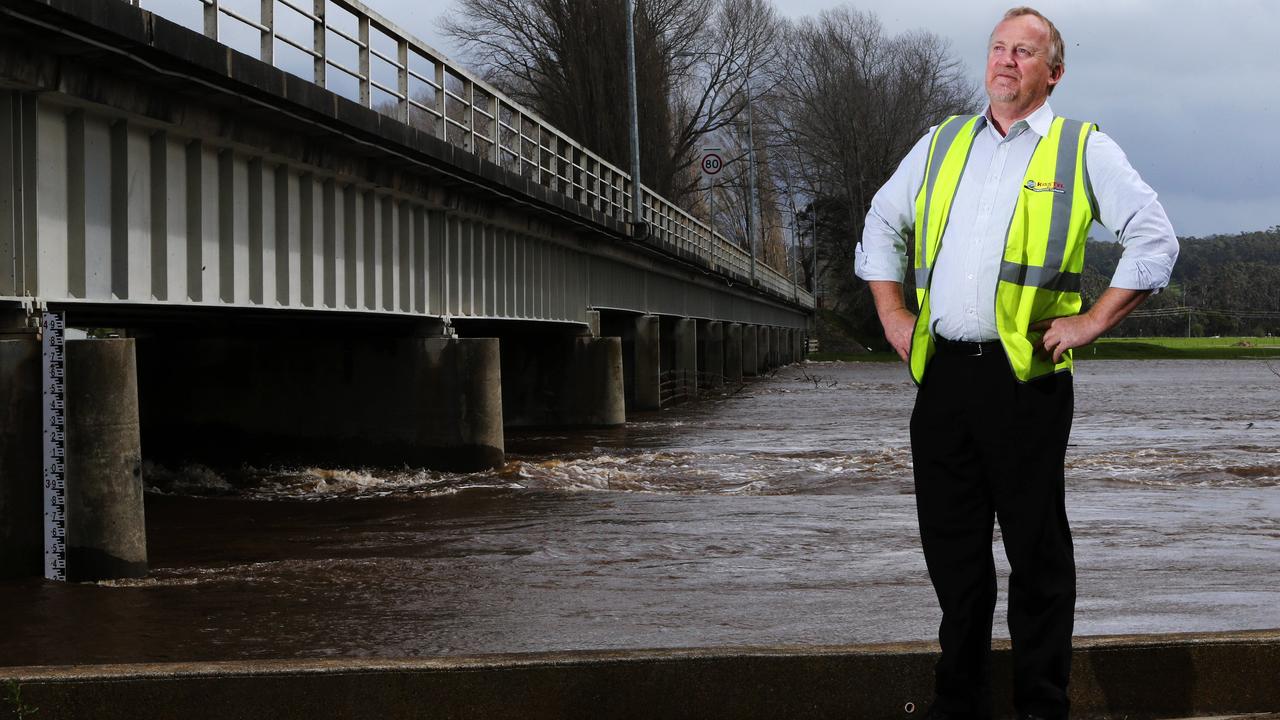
top-left (745, 73), bottom-right (758, 286)
top-left (1185, 281), bottom-right (1192, 338)
top-left (624, 0), bottom-right (644, 237)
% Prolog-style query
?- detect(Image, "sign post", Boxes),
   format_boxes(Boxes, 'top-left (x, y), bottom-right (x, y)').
top-left (700, 147), bottom-right (723, 240)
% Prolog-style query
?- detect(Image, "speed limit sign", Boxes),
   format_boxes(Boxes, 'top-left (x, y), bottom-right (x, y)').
top-left (700, 149), bottom-right (724, 177)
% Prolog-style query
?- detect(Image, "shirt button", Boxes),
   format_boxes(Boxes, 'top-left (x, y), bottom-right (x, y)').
top-left (967, 274), bottom-right (975, 280)
top-left (967, 308), bottom-right (976, 315)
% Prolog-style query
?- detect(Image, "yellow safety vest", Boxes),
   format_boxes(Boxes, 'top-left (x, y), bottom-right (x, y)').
top-left (909, 114), bottom-right (1097, 384)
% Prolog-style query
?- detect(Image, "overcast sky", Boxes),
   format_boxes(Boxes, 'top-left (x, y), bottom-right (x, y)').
top-left (149, 0), bottom-right (1278, 238)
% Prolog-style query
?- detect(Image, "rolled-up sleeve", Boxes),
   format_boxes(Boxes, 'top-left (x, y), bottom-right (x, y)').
top-left (1086, 132), bottom-right (1179, 291)
top-left (855, 131), bottom-right (932, 283)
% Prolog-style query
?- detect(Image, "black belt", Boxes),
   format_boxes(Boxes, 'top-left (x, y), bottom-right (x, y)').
top-left (934, 335), bottom-right (1002, 357)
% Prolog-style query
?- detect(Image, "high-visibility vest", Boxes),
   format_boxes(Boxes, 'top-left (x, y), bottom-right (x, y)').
top-left (909, 114), bottom-right (1097, 384)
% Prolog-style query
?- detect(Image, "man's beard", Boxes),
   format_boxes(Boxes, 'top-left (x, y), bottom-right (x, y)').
top-left (987, 87), bottom-right (1017, 103)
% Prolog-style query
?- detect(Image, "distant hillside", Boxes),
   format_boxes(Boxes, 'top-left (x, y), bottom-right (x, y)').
top-left (1083, 226), bottom-right (1280, 337)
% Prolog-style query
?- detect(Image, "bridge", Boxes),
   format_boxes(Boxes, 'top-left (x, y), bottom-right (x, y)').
top-left (0, 0), bottom-right (814, 580)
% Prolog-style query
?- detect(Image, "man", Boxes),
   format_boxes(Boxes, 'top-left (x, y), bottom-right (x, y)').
top-left (856, 7), bottom-right (1178, 720)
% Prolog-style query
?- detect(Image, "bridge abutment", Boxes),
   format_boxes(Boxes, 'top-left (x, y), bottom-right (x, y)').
top-left (137, 336), bottom-right (503, 472)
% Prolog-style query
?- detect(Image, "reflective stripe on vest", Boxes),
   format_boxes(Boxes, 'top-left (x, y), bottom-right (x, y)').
top-left (909, 115), bottom-right (1097, 384)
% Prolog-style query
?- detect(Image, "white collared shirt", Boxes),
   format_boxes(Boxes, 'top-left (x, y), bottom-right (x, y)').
top-left (855, 102), bottom-right (1179, 342)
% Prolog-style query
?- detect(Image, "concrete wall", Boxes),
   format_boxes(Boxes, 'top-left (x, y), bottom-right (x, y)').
top-left (3, 631), bottom-right (1277, 719)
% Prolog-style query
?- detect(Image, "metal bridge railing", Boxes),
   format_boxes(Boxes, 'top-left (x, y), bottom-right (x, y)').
top-left (140, 0), bottom-right (813, 309)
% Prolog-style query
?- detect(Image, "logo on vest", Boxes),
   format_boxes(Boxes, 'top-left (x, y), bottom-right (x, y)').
top-left (1024, 179), bottom-right (1065, 194)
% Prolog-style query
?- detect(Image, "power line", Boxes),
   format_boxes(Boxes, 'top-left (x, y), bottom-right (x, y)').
top-left (1126, 306), bottom-right (1280, 320)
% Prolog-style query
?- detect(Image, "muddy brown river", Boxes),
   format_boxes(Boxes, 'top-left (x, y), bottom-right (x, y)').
top-left (1, 359), bottom-right (1277, 666)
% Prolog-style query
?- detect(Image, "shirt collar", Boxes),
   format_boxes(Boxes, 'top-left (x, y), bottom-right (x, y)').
top-left (980, 101), bottom-right (1056, 140)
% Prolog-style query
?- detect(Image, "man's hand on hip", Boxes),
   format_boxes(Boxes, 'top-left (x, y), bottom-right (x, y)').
top-left (867, 281), bottom-right (916, 362)
top-left (1031, 314), bottom-right (1104, 363)
top-left (881, 307), bottom-right (917, 362)
top-left (1032, 287), bottom-right (1154, 363)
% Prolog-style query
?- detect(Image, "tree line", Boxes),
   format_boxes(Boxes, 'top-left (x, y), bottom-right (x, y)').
top-left (1082, 227), bottom-right (1280, 339)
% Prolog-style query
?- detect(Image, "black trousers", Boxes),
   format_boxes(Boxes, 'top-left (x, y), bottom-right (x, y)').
top-left (910, 346), bottom-right (1075, 719)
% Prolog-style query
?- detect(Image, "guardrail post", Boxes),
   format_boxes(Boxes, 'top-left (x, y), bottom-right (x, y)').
top-left (260, 0), bottom-right (274, 64)
top-left (435, 63), bottom-right (446, 141)
top-left (466, 79), bottom-right (476, 153)
top-left (312, 0), bottom-right (325, 86)
top-left (204, 0), bottom-right (219, 40)
top-left (397, 40), bottom-right (409, 123)
top-left (357, 15), bottom-right (370, 107)
top-left (489, 94), bottom-right (500, 165)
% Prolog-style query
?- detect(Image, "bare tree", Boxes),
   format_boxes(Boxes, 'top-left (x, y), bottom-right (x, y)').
top-left (442, 0), bottom-right (781, 201)
top-left (762, 8), bottom-right (979, 345)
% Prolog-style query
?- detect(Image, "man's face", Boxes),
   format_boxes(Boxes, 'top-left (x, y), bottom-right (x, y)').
top-left (985, 14), bottom-right (1062, 106)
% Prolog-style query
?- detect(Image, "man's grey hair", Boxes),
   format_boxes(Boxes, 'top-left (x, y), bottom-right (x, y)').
top-left (1000, 6), bottom-right (1065, 73)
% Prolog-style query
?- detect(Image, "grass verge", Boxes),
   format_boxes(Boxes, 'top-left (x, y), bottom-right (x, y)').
top-left (807, 337), bottom-right (1280, 362)
top-left (1083, 336), bottom-right (1280, 360)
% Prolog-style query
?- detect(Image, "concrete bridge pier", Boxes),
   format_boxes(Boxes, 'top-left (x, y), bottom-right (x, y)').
top-left (1, 332), bottom-right (42, 579)
top-left (137, 335), bottom-right (503, 472)
top-left (698, 320), bottom-right (724, 389)
top-left (724, 323), bottom-right (743, 385)
top-left (758, 327), bottom-right (772, 374)
top-left (1, 328), bottom-right (145, 581)
top-left (743, 326), bottom-right (759, 378)
top-left (674, 319), bottom-right (698, 401)
top-left (65, 339), bottom-right (147, 581)
top-left (631, 315), bottom-right (662, 411)
top-left (499, 327), bottom-right (624, 428)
